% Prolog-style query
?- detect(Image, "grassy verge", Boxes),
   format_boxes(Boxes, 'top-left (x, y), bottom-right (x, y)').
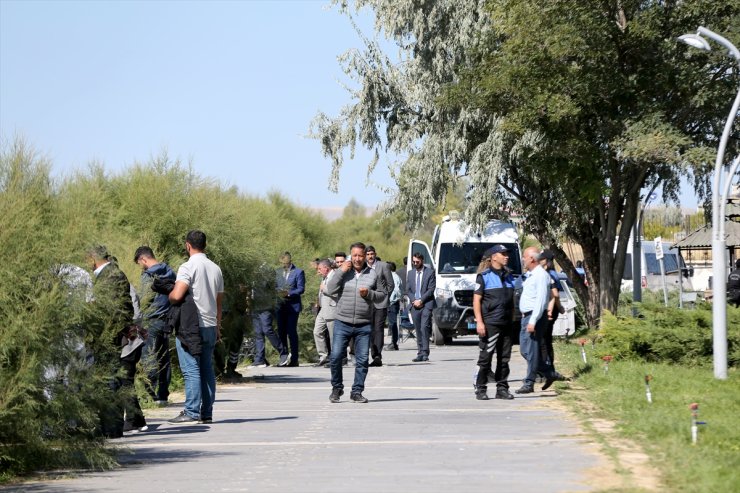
top-left (553, 339), bottom-right (739, 493)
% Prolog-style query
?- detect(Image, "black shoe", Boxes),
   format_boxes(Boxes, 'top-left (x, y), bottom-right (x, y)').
top-left (168, 411), bottom-right (198, 424)
top-left (515, 386), bottom-right (534, 394)
top-left (412, 356), bottom-right (425, 362)
top-left (329, 388), bottom-right (344, 403)
top-left (541, 377), bottom-right (556, 391)
top-left (369, 359), bottom-right (383, 367)
top-left (552, 372), bottom-right (569, 381)
top-left (350, 393), bottom-right (368, 403)
top-left (199, 417), bottom-right (212, 424)
top-left (495, 389), bottom-right (515, 400)
top-left (384, 344), bottom-right (399, 351)
top-left (287, 361), bottom-right (299, 367)
top-left (475, 390), bottom-right (489, 400)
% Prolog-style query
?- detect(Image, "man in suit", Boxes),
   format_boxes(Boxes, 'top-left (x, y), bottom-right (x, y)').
top-left (276, 252), bottom-right (305, 367)
top-left (313, 259), bottom-right (338, 366)
top-left (365, 246), bottom-right (394, 367)
top-left (87, 245), bottom-right (143, 437)
top-left (407, 251), bottom-right (436, 362)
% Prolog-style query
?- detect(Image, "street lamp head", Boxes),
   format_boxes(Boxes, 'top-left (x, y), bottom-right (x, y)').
top-left (678, 34), bottom-right (712, 52)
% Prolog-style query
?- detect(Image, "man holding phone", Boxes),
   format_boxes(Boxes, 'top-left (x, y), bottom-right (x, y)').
top-left (325, 242), bottom-right (385, 403)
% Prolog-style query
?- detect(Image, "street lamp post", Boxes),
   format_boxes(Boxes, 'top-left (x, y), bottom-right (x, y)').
top-left (679, 27), bottom-right (740, 380)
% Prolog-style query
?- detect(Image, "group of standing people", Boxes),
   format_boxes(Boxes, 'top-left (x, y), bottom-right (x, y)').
top-left (472, 245), bottom-right (567, 401)
top-left (83, 230), bottom-right (223, 436)
top-left (85, 234), bottom-right (577, 436)
top-left (303, 243), bottom-right (436, 403)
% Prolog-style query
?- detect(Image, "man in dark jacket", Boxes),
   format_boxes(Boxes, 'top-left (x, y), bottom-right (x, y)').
top-left (134, 246), bottom-right (176, 406)
top-left (275, 252), bottom-right (305, 367)
top-left (325, 242), bottom-right (385, 403)
top-left (249, 263), bottom-right (289, 368)
top-left (407, 252), bottom-right (436, 362)
top-left (87, 245), bottom-right (143, 437)
top-left (365, 246), bottom-right (394, 367)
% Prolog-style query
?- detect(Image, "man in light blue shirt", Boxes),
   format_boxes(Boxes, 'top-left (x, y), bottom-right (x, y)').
top-left (517, 247), bottom-right (557, 394)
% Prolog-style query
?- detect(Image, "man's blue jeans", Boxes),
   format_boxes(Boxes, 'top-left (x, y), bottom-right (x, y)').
top-left (330, 320), bottom-right (371, 395)
top-left (175, 326), bottom-right (217, 420)
top-left (252, 310), bottom-right (287, 365)
top-left (140, 321), bottom-right (170, 402)
top-left (519, 314), bottom-right (555, 387)
top-left (277, 305), bottom-right (300, 365)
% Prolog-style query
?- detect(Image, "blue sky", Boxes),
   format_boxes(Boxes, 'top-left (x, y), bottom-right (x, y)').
top-left (0, 0), bottom-right (393, 210)
top-left (1, 0), bottom-right (700, 211)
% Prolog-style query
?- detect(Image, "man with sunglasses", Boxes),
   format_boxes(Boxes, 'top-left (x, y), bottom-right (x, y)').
top-left (407, 252), bottom-right (436, 362)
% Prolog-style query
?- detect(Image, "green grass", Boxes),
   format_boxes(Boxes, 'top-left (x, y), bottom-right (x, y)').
top-left (554, 339), bottom-right (740, 493)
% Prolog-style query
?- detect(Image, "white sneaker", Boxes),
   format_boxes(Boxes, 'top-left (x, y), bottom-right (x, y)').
top-left (136, 425), bottom-right (149, 433)
top-left (248, 363), bottom-right (268, 369)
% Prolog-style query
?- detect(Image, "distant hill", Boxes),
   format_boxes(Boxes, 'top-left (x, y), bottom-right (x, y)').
top-left (310, 206), bottom-right (375, 222)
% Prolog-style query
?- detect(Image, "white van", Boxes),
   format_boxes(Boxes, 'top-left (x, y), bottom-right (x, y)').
top-left (407, 212), bottom-right (522, 345)
top-left (620, 238), bottom-right (693, 292)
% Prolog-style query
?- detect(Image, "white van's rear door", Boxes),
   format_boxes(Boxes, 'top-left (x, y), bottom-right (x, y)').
top-left (407, 240), bottom-right (434, 274)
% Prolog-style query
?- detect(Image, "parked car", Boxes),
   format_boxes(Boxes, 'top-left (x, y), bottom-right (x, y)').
top-left (620, 238), bottom-right (693, 293)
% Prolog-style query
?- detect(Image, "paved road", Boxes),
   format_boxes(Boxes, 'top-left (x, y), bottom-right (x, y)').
top-left (8, 337), bottom-right (603, 492)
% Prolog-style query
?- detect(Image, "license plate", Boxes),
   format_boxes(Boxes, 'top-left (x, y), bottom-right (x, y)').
top-left (467, 322), bottom-right (477, 330)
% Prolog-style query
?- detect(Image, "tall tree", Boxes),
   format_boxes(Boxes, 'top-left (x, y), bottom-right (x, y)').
top-left (311, 0), bottom-right (739, 326)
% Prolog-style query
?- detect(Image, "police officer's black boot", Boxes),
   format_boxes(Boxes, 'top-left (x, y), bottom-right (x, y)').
top-left (224, 354), bottom-right (242, 380)
top-left (475, 386), bottom-right (489, 400)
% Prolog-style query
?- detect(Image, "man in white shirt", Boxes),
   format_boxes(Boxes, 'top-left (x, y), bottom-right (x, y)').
top-left (168, 230), bottom-right (224, 424)
top-left (517, 247), bottom-right (557, 394)
top-left (385, 261), bottom-right (403, 350)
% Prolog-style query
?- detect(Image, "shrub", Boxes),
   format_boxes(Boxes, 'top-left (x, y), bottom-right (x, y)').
top-left (0, 141), bottom-right (344, 480)
top-left (599, 302), bottom-right (740, 367)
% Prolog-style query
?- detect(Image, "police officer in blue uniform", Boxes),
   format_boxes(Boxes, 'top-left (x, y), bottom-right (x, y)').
top-left (472, 244), bottom-right (516, 400)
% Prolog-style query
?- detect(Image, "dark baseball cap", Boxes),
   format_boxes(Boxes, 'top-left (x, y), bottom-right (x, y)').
top-left (484, 245), bottom-right (509, 257)
top-left (540, 249), bottom-right (555, 261)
